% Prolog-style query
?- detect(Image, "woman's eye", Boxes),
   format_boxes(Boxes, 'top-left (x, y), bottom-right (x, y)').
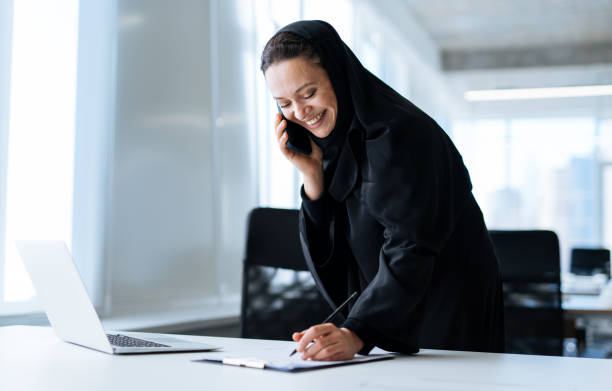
top-left (279, 102), bottom-right (290, 108)
top-left (304, 89), bottom-right (316, 99)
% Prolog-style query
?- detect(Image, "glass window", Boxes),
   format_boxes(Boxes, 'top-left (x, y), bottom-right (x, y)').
top-left (452, 117), bottom-right (602, 270)
top-left (600, 118), bottom-right (612, 161)
top-left (603, 165), bottom-right (612, 251)
top-left (452, 119), bottom-right (507, 210)
top-left (1, 0), bottom-right (78, 309)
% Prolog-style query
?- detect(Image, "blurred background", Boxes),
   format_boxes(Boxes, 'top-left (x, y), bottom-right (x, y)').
top-left (1, 0), bottom-right (611, 356)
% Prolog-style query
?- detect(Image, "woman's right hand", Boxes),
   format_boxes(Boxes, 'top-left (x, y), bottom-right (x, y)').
top-left (275, 113), bottom-right (324, 200)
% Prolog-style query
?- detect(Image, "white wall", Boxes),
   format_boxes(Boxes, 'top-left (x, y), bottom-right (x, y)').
top-left (0, 0), bottom-right (13, 299)
top-left (72, 0), bottom-right (117, 308)
top-left (209, 0), bottom-right (258, 297)
top-left (102, 0), bottom-right (256, 315)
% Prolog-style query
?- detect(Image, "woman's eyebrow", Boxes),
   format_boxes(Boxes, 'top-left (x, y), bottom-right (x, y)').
top-left (273, 82), bottom-right (316, 100)
top-left (294, 82), bottom-right (315, 94)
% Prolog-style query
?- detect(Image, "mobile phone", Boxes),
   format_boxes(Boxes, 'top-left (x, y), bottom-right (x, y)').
top-left (276, 103), bottom-right (312, 155)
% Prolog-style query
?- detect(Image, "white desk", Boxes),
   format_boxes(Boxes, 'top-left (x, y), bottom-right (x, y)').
top-left (564, 294), bottom-right (612, 317)
top-left (1, 326), bottom-right (610, 390)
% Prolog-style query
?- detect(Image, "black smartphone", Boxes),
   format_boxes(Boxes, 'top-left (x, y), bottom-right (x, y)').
top-left (276, 103), bottom-right (312, 155)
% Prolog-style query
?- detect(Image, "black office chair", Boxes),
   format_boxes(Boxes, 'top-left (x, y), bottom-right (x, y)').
top-left (489, 230), bottom-right (564, 356)
top-left (570, 248), bottom-right (610, 278)
top-left (240, 207), bottom-right (331, 340)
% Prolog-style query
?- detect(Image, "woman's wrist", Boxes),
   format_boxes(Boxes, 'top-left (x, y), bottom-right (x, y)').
top-left (340, 327), bottom-right (364, 353)
top-left (303, 170), bottom-right (324, 200)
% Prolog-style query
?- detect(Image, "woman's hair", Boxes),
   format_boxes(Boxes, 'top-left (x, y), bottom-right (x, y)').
top-left (260, 31), bottom-right (319, 73)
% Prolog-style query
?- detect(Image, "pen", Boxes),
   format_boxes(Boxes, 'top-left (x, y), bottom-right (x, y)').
top-left (289, 291), bottom-right (359, 357)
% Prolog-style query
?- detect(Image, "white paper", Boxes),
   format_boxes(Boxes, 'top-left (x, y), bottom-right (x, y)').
top-left (195, 345), bottom-right (394, 371)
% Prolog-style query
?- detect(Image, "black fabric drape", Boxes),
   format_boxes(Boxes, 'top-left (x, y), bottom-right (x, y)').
top-left (280, 20), bottom-right (504, 354)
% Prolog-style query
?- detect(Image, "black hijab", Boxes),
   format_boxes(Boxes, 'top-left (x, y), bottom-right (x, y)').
top-left (279, 20), bottom-right (443, 201)
top-left (278, 21), bottom-right (353, 162)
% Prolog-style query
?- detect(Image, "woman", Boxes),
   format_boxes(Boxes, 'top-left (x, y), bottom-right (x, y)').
top-left (261, 20), bottom-right (504, 361)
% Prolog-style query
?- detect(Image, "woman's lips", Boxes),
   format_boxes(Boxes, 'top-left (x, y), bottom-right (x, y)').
top-left (305, 109), bottom-right (326, 129)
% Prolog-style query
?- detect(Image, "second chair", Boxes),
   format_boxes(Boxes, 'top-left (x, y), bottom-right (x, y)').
top-left (489, 230), bottom-right (564, 356)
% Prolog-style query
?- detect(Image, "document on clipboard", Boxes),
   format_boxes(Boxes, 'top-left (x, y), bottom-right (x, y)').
top-left (193, 347), bottom-right (394, 372)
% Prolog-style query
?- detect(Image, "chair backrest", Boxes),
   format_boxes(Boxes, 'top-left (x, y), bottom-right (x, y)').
top-left (489, 230), bottom-right (564, 356)
top-left (570, 248), bottom-right (611, 278)
top-left (240, 207), bottom-right (331, 340)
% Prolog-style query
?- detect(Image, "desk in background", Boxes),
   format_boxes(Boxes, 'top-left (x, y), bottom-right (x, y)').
top-left (1, 326), bottom-right (611, 390)
top-left (563, 294), bottom-right (612, 317)
top-left (563, 294), bottom-right (612, 358)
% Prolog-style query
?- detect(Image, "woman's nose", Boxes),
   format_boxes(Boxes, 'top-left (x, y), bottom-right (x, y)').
top-left (293, 104), bottom-right (311, 121)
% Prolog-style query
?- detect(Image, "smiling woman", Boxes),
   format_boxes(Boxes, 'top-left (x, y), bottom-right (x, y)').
top-left (264, 56), bottom-right (339, 201)
top-left (261, 33), bottom-right (338, 138)
top-left (260, 21), bottom-right (505, 361)
top-left (268, 59), bottom-right (337, 138)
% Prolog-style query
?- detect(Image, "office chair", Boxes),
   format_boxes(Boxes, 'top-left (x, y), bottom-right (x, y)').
top-left (240, 207), bottom-right (331, 340)
top-left (570, 248), bottom-right (610, 278)
top-left (489, 230), bottom-right (564, 356)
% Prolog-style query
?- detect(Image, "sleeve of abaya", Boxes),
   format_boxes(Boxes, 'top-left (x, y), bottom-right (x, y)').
top-left (340, 117), bottom-right (471, 354)
top-left (299, 186), bottom-right (355, 332)
top-left (299, 186), bottom-right (334, 265)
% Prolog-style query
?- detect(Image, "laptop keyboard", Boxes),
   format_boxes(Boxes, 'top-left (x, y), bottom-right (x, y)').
top-left (106, 334), bottom-right (170, 348)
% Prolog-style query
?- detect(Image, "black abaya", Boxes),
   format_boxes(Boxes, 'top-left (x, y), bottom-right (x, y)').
top-left (277, 20), bottom-right (505, 355)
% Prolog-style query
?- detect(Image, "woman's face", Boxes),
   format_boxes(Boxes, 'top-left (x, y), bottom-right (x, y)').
top-left (264, 56), bottom-right (338, 138)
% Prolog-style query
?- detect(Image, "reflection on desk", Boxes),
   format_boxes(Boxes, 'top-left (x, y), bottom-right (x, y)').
top-left (562, 293), bottom-right (612, 358)
top-left (563, 294), bottom-right (612, 316)
top-left (562, 273), bottom-right (609, 296)
top-left (1, 326), bottom-right (611, 390)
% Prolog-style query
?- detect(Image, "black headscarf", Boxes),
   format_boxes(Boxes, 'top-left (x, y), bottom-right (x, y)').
top-left (279, 20), bottom-right (441, 201)
top-left (278, 21), bottom-right (353, 163)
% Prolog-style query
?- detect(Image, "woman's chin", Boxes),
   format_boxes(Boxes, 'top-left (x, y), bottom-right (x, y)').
top-left (310, 124), bottom-right (334, 138)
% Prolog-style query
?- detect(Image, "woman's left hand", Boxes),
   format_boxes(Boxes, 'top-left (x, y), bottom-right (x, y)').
top-left (292, 323), bottom-right (364, 361)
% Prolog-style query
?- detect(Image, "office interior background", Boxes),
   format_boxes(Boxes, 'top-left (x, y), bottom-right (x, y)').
top-left (1, 0), bottom-right (611, 352)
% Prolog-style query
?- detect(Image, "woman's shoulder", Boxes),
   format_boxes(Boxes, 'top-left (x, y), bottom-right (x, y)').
top-left (362, 113), bottom-right (441, 168)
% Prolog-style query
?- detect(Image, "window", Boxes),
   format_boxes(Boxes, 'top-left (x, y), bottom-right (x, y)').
top-left (0, 0), bottom-right (79, 313)
top-left (600, 119), bottom-right (612, 251)
top-left (452, 117), bottom-right (606, 270)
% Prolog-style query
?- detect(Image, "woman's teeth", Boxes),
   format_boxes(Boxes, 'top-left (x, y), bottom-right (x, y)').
top-left (306, 111), bottom-right (324, 126)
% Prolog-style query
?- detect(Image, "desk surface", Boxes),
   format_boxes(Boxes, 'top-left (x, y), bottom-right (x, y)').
top-left (563, 294), bottom-right (612, 316)
top-left (1, 326), bottom-right (611, 391)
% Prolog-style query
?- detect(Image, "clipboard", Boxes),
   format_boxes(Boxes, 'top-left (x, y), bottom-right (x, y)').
top-left (193, 352), bottom-right (394, 373)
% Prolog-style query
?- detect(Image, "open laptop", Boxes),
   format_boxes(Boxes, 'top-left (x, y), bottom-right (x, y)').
top-left (15, 240), bottom-right (221, 354)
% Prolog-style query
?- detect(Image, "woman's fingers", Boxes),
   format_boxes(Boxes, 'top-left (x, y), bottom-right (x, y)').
top-left (292, 331), bottom-right (305, 341)
top-left (301, 334), bottom-right (337, 360)
top-left (296, 323), bottom-right (337, 356)
top-left (273, 114), bottom-right (323, 183)
top-left (296, 324), bottom-right (328, 353)
top-left (275, 116), bottom-right (300, 161)
top-left (278, 131), bottom-right (297, 160)
top-left (274, 113), bottom-right (284, 139)
top-left (309, 340), bottom-right (344, 361)
top-left (295, 325), bottom-right (362, 361)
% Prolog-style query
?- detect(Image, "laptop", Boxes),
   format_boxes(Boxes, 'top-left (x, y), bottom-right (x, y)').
top-left (15, 240), bottom-right (221, 354)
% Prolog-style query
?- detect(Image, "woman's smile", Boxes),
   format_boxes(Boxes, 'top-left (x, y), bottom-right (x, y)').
top-left (264, 56), bottom-right (338, 138)
top-left (305, 109), bottom-right (326, 128)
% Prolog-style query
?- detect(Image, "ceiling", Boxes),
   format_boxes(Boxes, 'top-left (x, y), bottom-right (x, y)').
top-left (400, 0), bottom-right (612, 70)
